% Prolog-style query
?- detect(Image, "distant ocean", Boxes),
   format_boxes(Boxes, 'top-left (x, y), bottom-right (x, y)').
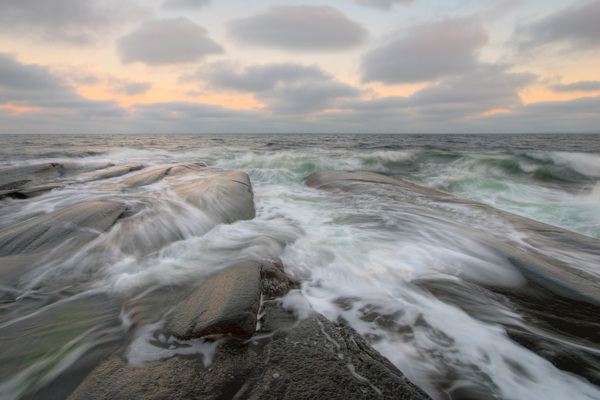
top-left (1, 133), bottom-right (599, 399)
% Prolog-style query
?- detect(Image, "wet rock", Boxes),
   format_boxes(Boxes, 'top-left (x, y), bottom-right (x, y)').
top-left (0, 201), bottom-right (126, 257)
top-left (172, 169), bottom-right (255, 223)
top-left (0, 184), bottom-right (63, 200)
top-left (304, 170), bottom-right (600, 306)
top-left (86, 163), bottom-right (144, 181)
top-left (70, 301), bottom-right (431, 400)
top-left (122, 166), bottom-right (172, 188)
top-left (0, 163), bottom-right (63, 190)
top-left (165, 262), bottom-right (263, 340)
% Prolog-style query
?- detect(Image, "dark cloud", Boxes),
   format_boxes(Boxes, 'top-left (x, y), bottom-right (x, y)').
top-left (516, 1), bottom-right (600, 51)
top-left (186, 61), bottom-right (360, 114)
top-left (109, 80), bottom-right (153, 96)
top-left (361, 17), bottom-right (488, 84)
top-left (551, 81), bottom-right (600, 93)
top-left (226, 6), bottom-right (367, 51)
top-left (117, 18), bottom-right (223, 65)
top-left (162, 0), bottom-right (210, 9)
top-left (0, 53), bottom-right (126, 117)
top-left (0, 0), bottom-right (149, 46)
top-left (354, 0), bottom-right (413, 10)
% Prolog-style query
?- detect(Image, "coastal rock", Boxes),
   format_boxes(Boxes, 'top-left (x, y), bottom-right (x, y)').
top-left (0, 163), bottom-right (63, 190)
top-left (165, 261), bottom-right (263, 340)
top-left (85, 163), bottom-right (144, 181)
top-left (304, 170), bottom-right (600, 305)
top-left (70, 301), bottom-right (431, 400)
top-left (0, 201), bottom-right (126, 257)
top-left (0, 183), bottom-right (63, 200)
top-left (172, 169), bottom-right (255, 223)
top-left (122, 166), bottom-right (172, 188)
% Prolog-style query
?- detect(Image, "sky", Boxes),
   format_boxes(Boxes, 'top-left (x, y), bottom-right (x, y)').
top-left (1, 0), bottom-right (599, 134)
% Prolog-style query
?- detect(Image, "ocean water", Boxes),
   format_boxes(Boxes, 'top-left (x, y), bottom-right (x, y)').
top-left (0, 133), bottom-right (599, 399)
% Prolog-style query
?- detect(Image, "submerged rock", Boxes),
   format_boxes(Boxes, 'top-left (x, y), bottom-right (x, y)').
top-left (0, 163), bottom-right (63, 190)
top-left (0, 201), bottom-right (126, 257)
top-left (304, 170), bottom-right (600, 306)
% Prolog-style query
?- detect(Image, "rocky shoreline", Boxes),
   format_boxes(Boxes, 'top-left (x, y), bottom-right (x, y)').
top-left (2, 162), bottom-right (600, 399)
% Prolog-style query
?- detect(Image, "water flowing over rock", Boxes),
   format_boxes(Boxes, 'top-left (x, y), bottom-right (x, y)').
top-left (70, 259), bottom-right (430, 400)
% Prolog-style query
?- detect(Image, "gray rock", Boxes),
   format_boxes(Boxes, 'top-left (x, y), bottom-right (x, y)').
top-left (165, 261), bottom-right (263, 340)
top-left (0, 201), bottom-right (126, 257)
top-left (0, 163), bottom-right (63, 190)
top-left (122, 166), bottom-right (172, 188)
top-left (69, 301), bottom-right (431, 400)
top-left (0, 184), bottom-right (63, 200)
top-left (172, 169), bottom-right (255, 223)
top-left (86, 163), bottom-right (144, 181)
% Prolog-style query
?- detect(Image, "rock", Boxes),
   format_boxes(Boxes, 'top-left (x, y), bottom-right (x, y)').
top-left (70, 301), bottom-right (431, 400)
top-left (122, 166), bottom-right (172, 188)
top-left (0, 201), bottom-right (126, 257)
top-left (165, 262), bottom-right (263, 340)
top-left (304, 170), bottom-right (600, 306)
top-left (0, 163), bottom-right (64, 190)
top-left (0, 184), bottom-right (63, 200)
top-left (172, 169), bottom-right (255, 223)
top-left (85, 163), bottom-right (144, 181)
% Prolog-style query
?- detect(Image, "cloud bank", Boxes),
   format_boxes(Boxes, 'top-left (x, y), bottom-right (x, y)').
top-left (162, 0), bottom-right (210, 9)
top-left (354, 0), bottom-right (413, 10)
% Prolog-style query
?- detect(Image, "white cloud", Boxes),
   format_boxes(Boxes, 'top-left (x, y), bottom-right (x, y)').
top-left (226, 6), bottom-right (367, 51)
top-left (0, 0), bottom-right (150, 46)
top-left (361, 17), bottom-right (488, 84)
top-left (117, 18), bottom-right (223, 65)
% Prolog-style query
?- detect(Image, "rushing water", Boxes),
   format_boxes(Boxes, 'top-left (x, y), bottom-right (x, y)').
top-left (0, 133), bottom-right (599, 399)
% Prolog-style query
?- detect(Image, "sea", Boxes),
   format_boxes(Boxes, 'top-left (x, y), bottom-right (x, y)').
top-left (0, 133), bottom-right (599, 399)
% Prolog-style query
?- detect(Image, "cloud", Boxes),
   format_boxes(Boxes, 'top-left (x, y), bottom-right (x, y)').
top-left (0, 0), bottom-right (150, 46)
top-left (516, 1), bottom-right (600, 51)
top-left (361, 17), bottom-right (488, 84)
top-left (117, 18), bottom-right (223, 65)
top-left (186, 61), bottom-right (361, 114)
top-left (226, 6), bottom-right (367, 51)
top-left (109, 79), bottom-right (153, 96)
top-left (0, 53), bottom-right (125, 117)
top-left (408, 65), bottom-right (536, 114)
top-left (354, 0), bottom-right (413, 10)
top-left (162, 0), bottom-right (210, 9)
top-left (551, 81), bottom-right (600, 93)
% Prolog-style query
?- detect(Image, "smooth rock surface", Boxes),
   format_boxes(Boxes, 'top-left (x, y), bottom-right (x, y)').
top-left (0, 163), bottom-right (63, 190)
top-left (165, 261), bottom-right (263, 340)
top-left (0, 201), bottom-right (126, 257)
top-left (172, 169), bottom-right (255, 223)
top-left (85, 163), bottom-right (144, 181)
